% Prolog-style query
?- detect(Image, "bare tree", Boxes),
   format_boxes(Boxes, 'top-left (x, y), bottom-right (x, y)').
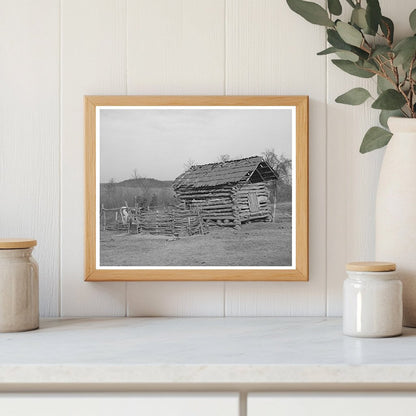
top-left (262, 148), bottom-right (279, 170)
top-left (138, 179), bottom-right (152, 208)
top-left (102, 178), bottom-right (122, 208)
top-left (131, 168), bottom-right (140, 180)
top-left (262, 148), bottom-right (292, 185)
top-left (261, 149), bottom-right (292, 220)
top-left (217, 154), bottom-right (231, 163)
top-left (276, 156), bottom-right (292, 186)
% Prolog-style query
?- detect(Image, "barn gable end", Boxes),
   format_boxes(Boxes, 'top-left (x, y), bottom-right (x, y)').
top-left (173, 156), bottom-right (278, 227)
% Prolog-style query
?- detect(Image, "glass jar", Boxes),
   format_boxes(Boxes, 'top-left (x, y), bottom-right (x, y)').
top-left (343, 262), bottom-right (402, 338)
top-left (0, 239), bottom-right (39, 332)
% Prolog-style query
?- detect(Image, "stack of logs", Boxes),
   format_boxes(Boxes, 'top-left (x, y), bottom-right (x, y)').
top-left (176, 185), bottom-right (241, 227)
top-left (175, 182), bottom-right (272, 226)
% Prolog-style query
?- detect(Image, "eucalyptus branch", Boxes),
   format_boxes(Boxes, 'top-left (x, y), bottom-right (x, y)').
top-left (409, 56), bottom-right (416, 117)
top-left (397, 83), bottom-right (412, 117)
top-left (390, 59), bottom-right (400, 86)
top-left (362, 37), bottom-right (373, 53)
top-left (375, 58), bottom-right (399, 88)
top-left (377, 25), bottom-right (393, 48)
top-left (359, 65), bottom-right (383, 78)
top-left (287, 0), bottom-right (416, 152)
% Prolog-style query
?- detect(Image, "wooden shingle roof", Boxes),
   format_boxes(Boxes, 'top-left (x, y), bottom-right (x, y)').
top-left (173, 156), bottom-right (278, 189)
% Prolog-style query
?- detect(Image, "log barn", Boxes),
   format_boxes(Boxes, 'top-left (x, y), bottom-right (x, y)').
top-left (172, 156), bottom-right (279, 228)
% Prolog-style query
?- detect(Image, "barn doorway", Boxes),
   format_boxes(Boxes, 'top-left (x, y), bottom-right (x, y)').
top-left (248, 191), bottom-right (260, 213)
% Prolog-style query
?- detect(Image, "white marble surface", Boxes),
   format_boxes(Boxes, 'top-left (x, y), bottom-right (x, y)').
top-left (1, 317), bottom-right (416, 387)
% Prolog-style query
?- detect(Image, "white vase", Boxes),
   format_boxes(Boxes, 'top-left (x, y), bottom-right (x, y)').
top-left (376, 117), bottom-right (416, 327)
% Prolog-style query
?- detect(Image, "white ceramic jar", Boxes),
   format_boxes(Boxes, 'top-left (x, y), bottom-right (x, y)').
top-left (0, 239), bottom-right (39, 332)
top-left (343, 262), bottom-right (402, 338)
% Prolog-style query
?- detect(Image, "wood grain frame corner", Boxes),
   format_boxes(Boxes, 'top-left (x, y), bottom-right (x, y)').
top-left (84, 95), bottom-right (309, 282)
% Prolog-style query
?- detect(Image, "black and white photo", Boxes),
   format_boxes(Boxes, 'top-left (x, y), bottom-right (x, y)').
top-left (97, 106), bottom-right (295, 269)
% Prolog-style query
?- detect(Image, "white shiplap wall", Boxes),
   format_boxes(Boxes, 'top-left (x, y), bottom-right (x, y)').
top-left (0, 0), bottom-right (413, 317)
top-left (0, 1), bottom-right (60, 316)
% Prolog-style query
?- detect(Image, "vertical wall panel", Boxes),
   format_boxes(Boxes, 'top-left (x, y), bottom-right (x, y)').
top-left (125, 0), bottom-right (226, 316)
top-left (224, 0), bottom-right (327, 316)
top-left (6, 0), bottom-right (409, 317)
top-left (61, 0), bottom-right (127, 316)
top-left (0, 1), bottom-right (60, 316)
top-left (326, 0), bottom-right (416, 316)
top-left (127, 282), bottom-right (225, 317)
top-left (127, 0), bottom-right (225, 95)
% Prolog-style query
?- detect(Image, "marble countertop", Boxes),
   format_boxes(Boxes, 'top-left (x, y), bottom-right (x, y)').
top-left (1, 317), bottom-right (416, 388)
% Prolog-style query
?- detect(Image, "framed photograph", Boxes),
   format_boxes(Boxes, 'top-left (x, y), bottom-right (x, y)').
top-left (85, 96), bottom-right (308, 281)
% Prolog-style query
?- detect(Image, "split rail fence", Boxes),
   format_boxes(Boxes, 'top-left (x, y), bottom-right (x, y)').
top-left (100, 204), bottom-right (208, 237)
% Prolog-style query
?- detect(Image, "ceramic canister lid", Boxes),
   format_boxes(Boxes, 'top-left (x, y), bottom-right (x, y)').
top-left (0, 239), bottom-right (37, 249)
top-left (346, 261), bottom-right (396, 272)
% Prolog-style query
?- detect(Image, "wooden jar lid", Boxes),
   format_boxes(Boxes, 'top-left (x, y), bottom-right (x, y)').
top-left (346, 261), bottom-right (396, 272)
top-left (0, 239), bottom-right (37, 249)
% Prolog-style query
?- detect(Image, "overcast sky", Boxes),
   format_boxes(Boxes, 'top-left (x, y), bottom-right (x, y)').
top-left (100, 107), bottom-right (293, 182)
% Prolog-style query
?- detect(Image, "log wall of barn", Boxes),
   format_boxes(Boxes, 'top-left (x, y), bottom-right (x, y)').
top-left (176, 186), bottom-right (239, 226)
top-left (235, 182), bottom-right (272, 223)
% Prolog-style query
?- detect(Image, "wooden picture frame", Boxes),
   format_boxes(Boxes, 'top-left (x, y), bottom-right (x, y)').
top-left (85, 96), bottom-right (308, 281)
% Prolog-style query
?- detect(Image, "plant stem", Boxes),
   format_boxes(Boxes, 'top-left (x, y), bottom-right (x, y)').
top-left (409, 56), bottom-right (416, 117)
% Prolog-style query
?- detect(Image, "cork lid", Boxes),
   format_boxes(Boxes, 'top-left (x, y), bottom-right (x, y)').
top-left (0, 239), bottom-right (37, 249)
top-left (346, 261), bottom-right (396, 272)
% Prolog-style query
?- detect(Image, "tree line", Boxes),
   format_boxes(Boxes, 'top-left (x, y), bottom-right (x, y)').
top-left (101, 149), bottom-right (292, 210)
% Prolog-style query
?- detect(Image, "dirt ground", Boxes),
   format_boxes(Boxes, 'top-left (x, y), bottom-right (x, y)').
top-left (100, 202), bottom-right (292, 267)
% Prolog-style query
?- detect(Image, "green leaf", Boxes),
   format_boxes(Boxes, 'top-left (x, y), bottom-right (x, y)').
top-left (362, 59), bottom-right (379, 71)
top-left (360, 127), bottom-right (392, 153)
top-left (336, 21), bottom-right (363, 47)
top-left (317, 47), bottom-right (338, 55)
top-left (372, 89), bottom-right (407, 110)
top-left (351, 7), bottom-right (368, 32)
top-left (332, 59), bottom-right (375, 78)
top-left (380, 16), bottom-right (394, 44)
top-left (394, 36), bottom-right (416, 71)
top-left (410, 9), bottom-right (416, 32)
top-left (327, 29), bottom-right (369, 59)
top-left (335, 87), bottom-right (371, 105)
top-left (379, 110), bottom-right (402, 129)
top-left (287, 0), bottom-right (334, 27)
top-left (366, 0), bottom-right (382, 35)
top-left (328, 0), bottom-right (342, 16)
top-left (327, 29), bottom-right (348, 48)
top-left (335, 50), bottom-right (359, 62)
top-left (317, 46), bottom-right (358, 61)
top-left (376, 67), bottom-right (404, 95)
top-left (371, 46), bottom-right (392, 58)
top-left (377, 75), bottom-right (392, 94)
